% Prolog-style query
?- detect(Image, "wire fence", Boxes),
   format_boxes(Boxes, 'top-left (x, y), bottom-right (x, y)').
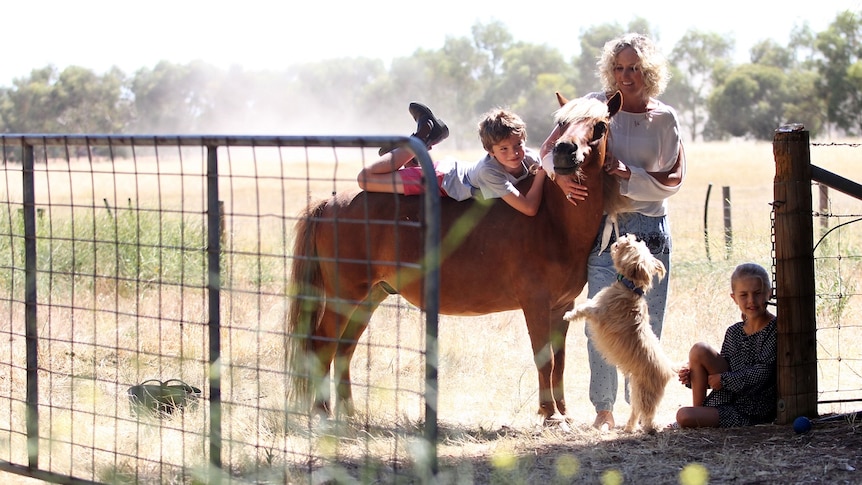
top-left (0, 135), bottom-right (439, 484)
top-left (809, 142), bottom-right (862, 413)
top-left (1, 132), bottom-right (860, 483)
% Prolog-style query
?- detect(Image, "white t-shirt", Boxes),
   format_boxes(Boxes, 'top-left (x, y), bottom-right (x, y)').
top-left (586, 92), bottom-right (683, 217)
top-left (439, 147), bottom-right (542, 201)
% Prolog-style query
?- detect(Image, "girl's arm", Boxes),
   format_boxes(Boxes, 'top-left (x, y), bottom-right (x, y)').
top-left (720, 362), bottom-right (776, 394)
top-left (719, 328), bottom-right (778, 394)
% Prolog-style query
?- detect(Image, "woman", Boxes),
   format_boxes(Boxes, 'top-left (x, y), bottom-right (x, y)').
top-left (542, 33), bottom-right (685, 430)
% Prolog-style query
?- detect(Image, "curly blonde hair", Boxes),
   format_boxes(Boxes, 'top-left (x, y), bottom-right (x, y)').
top-left (477, 108), bottom-right (527, 152)
top-left (596, 33), bottom-right (670, 99)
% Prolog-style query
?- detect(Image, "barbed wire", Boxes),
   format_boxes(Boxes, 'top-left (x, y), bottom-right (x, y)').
top-left (812, 142), bottom-right (862, 147)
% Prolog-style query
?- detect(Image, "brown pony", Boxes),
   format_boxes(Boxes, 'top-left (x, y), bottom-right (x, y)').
top-left (287, 92), bottom-right (624, 422)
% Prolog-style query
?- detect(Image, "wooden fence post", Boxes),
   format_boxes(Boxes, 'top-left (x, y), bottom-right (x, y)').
top-left (722, 186), bottom-right (732, 259)
top-left (704, 183), bottom-right (712, 261)
top-left (773, 127), bottom-right (818, 424)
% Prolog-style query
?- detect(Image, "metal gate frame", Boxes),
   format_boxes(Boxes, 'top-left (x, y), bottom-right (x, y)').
top-left (0, 134), bottom-right (440, 483)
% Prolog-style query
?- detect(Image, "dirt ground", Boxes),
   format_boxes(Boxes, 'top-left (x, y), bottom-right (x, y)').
top-left (429, 416), bottom-right (862, 484)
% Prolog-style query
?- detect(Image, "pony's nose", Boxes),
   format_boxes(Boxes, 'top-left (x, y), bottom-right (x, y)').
top-left (552, 141), bottom-right (580, 175)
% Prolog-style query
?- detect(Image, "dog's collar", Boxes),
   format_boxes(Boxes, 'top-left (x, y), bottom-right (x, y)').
top-left (617, 273), bottom-right (644, 296)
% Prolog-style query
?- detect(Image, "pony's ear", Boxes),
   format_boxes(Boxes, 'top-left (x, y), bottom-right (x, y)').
top-left (607, 91), bottom-right (622, 117)
top-left (555, 91), bottom-right (569, 107)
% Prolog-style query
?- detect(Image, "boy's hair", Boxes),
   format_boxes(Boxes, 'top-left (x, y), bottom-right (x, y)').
top-left (731, 263), bottom-right (773, 298)
top-left (596, 32), bottom-right (670, 99)
top-left (477, 108), bottom-right (527, 152)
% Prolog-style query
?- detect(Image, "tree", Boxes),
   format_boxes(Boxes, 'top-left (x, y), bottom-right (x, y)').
top-left (131, 61), bottom-right (216, 133)
top-left (668, 30), bottom-right (734, 141)
top-left (471, 20), bottom-right (514, 80)
top-left (748, 33), bottom-right (825, 137)
top-left (781, 69), bottom-right (825, 136)
top-left (0, 65), bottom-right (131, 134)
top-left (750, 39), bottom-right (794, 69)
top-left (516, 72), bottom-right (575, 144)
top-left (706, 64), bottom-right (788, 140)
top-left (281, 57), bottom-right (388, 134)
top-left (488, 44), bottom-right (572, 139)
top-left (572, 22), bottom-right (628, 94)
top-left (53, 66), bottom-right (132, 133)
top-left (0, 67), bottom-right (58, 133)
top-left (384, 38), bottom-right (485, 149)
top-left (814, 10), bottom-right (862, 135)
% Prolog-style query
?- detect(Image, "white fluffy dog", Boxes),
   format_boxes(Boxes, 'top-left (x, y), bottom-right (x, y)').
top-left (564, 234), bottom-right (675, 433)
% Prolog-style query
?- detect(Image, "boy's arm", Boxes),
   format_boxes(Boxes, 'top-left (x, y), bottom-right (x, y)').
top-left (501, 170), bottom-right (546, 216)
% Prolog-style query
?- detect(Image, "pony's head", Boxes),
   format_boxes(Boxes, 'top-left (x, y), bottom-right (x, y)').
top-left (550, 91), bottom-right (622, 176)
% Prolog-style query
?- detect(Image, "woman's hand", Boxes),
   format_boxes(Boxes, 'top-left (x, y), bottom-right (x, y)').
top-left (603, 156), bottom-right (631, 180)
top-left (553, 174), bottom-right (589, 205)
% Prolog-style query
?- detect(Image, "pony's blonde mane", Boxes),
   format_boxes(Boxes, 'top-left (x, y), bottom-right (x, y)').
top-left (553, 97), bottom-right (610, 125)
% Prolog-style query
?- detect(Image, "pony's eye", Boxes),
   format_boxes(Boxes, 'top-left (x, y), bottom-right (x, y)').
top-left (591, 122), bottom-right (608, 143)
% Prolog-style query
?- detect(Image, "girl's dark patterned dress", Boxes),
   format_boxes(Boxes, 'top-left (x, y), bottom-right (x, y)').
top-left (704, 317), bottom-right (778, 427)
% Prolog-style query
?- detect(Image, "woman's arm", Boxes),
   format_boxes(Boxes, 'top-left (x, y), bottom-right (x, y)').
top-left (607, 141), bottom-right (685, 185)
top-left (539, 124), bottom-right (562, 160)
top-left (646, 142), bottom-right (685, 187)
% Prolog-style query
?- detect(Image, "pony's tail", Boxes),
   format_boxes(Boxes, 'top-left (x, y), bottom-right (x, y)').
top-left (286, 202), bottom-right (326, 412)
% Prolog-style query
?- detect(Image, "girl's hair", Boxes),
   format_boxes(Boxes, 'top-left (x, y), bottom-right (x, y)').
top-left (731, 263), bottom-right (773, 297)
top-left (477, 108), bottom-right (526, 152)
top-left (596, 32), bottom-right (670, 99)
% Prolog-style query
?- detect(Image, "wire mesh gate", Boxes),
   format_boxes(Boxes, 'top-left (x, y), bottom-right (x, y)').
top-left (0, 134), bottom-right (440, 483)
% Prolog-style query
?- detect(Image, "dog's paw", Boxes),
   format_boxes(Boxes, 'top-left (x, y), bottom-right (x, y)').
top-left (562, 310), bottom-right (578, 321)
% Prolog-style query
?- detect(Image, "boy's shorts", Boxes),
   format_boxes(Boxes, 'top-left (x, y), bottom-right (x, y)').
top-left (398, 166), bottom-right (447, 197)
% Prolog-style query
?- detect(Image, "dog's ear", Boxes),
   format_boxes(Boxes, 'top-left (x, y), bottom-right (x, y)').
top-left (632, 257), bottom-right (654, 288)
top-left (653, 258), bottom-right (667, 281)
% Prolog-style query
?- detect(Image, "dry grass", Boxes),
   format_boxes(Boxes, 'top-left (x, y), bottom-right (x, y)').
top-left (1, 139), bottom-right (861, 483)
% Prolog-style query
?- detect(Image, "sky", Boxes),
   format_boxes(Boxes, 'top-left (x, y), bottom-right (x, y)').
top-left (3, 0), bottom-right (862, 87)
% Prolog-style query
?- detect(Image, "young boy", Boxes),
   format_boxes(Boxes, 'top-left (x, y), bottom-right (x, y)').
top-left (357, 102), bottom-right (569, 216)
top-left (674, 263), bottom-right (778, 428)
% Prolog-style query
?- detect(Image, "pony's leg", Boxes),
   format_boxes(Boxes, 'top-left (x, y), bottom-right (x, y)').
top-left (333, 286), bottom-right (388, 418)
top-left (309, 285), bottom-right (368, 415)
top-left (522, 305), bottom-right (557, 420)
top-left (309, 307), bottom-right (342, 415)
top-left (550, 306), bottom-right (571, 418)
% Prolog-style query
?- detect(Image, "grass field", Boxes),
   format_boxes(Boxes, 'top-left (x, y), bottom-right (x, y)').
top-left (0, 138), bottom-right (861, 483)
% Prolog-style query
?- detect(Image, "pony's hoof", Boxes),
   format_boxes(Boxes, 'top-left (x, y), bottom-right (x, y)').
top-left (533, 414), bottom-right (571, 434)
top-left (544, 413), bottom-right (572, 432)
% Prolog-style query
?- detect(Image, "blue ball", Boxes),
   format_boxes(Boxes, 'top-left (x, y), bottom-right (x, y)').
top-left (793, 416), bottom-right (812, 434)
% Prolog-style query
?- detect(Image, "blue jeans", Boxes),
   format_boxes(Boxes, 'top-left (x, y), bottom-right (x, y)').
top-left (586, 213), bottom-right (672, 412)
